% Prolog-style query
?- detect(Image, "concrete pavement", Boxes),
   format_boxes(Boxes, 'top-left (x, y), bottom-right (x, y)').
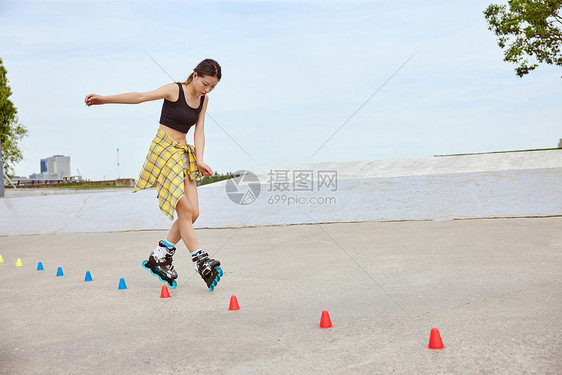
top-left (1, 150), bottom-right (561, 374)
top-left (0, 218), bottom-right (561, 374)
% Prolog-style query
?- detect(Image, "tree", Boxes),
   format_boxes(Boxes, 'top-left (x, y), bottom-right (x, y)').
top-left (484, 0), bottom-right (562, 77)
top-left (0, 58), bottom-right (28, 177)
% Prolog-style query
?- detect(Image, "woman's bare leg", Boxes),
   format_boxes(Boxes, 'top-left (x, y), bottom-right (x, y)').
top-left (166, 177), bottom-right (200, 250)
top-left (166, 220), bottom-right (182, 245)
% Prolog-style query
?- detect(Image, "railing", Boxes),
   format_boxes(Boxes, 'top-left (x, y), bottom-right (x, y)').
top-left (13, 179), bottom-right (65, 186)
top-left (8, 178), bottom-right (136, 188)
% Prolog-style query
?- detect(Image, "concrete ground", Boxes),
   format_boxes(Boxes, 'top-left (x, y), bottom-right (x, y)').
top-left (0, 217), bottom-right (561, 374)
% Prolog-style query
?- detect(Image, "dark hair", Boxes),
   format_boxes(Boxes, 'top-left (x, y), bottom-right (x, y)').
top-left (183, 59), bottom-right (222, 85)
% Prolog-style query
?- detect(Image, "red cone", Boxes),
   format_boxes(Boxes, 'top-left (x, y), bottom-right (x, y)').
top-left (319, 310), bottom-right (333, 328)
top-left (160, 285), bottom-right (170, 298)
top-left (427, 327), bottom-right (445, 349)
top-left (229, 295), bottom-right (240, 310)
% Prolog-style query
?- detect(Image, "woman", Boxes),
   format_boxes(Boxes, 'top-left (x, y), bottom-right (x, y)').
top-left (85, 58), bottom-right (223, 291)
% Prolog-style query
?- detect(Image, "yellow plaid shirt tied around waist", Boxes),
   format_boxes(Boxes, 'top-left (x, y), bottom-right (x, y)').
top-left (133, 128), bottom-right (203, 220)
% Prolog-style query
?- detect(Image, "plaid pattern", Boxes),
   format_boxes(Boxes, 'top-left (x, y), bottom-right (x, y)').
top-left (133, 128), bottom-right (203, 220)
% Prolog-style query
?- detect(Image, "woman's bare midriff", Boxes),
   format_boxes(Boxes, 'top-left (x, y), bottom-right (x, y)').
top-left (159, 124), bottom-right (187, 145)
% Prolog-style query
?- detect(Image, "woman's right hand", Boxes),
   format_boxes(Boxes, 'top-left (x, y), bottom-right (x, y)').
top-left (84, 94), bottom-right (105, 106)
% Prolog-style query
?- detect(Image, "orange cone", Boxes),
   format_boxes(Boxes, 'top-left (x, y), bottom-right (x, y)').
top-left (229, 295), bottom-right (240, 310)
top-left (427, 327), bottom-right (445, 349)
top-left (319, 310), bottom-right (333, 328)
top-left (160, 285), bottom-right (170, 298)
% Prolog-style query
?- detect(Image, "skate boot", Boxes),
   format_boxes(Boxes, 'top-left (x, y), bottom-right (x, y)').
top-left (192, 250), bottom-right (223, 291)
top-left (142, 241), bottom-right (178, 289)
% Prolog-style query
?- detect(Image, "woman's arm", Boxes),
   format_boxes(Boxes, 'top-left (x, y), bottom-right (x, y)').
top-left (194, 95), bottom-right (213, 177)
top-left (84, 83), bottom-right (177, 106)
top-left (194, 95), bottom-right (209, 161)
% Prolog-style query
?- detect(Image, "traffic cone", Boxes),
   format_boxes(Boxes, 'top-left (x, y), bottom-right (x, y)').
top-left (0, 255), bottom-right (4, 263)
top-left (16, 258), bottom-right (23, 267)
top-left (319, 310), bottom-right (333, 328)
top-left (229, 295), bottom-right (240, 310)
top-left (427, 327), bottom-right (445, 349)
top-left (118, 278), bottom-right (127, 290)
top-left (160, 285), bottom-right (170, 298)
top-left (56, 267), bottom-right (64, 276)
top-left (37, 262), bottom-right (44, 271)
top-left (84, 271), bottom-right (92, 282)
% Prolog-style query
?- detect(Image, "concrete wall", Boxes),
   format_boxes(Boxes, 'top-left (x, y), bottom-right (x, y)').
top-left (1, 150), bottom-right (561, 235)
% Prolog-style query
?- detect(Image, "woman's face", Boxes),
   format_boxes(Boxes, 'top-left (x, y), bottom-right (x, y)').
top-left (193, 74), bottom-right (219, 96)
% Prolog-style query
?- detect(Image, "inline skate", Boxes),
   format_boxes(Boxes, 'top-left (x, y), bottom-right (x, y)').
top-left (142, 241), bottom-right (178, 289)
top-left (192, 250), bottom-right (223, 291)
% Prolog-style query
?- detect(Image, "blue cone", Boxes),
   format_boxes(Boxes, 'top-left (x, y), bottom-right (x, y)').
top-left (118, 277), bottom-right (127, 290)
top-left (37, 262), bottom-right (44, 271)
top-left (84, 271), bottom-right (92, 282)
top-left (56, 267), bottom-right (64, 277)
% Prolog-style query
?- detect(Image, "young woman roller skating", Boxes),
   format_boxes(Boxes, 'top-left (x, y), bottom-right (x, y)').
top-left (85, 59), bottom-right (223, 291)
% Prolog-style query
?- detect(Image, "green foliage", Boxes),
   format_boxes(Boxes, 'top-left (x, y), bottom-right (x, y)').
top-left (0, 58), bottom-right (28, 177)
top-left (484, 0), bottom-right (562, 77)
top-left (197, 171), bottom-right (240, 186)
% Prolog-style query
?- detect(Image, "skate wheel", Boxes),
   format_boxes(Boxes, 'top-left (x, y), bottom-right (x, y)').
top-left (142, 260), bottom-right (149, 269)
top-left (211, 280), bottom-right (217, 288)
top-left (169, 280), bottom-right (177, 289)
top-left (208, 284), bottom-right (215, 291)
top-left (217, 267), bottom-right (223, 277)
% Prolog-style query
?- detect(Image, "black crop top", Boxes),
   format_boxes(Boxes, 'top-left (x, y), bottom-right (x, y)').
top-left (159, 82), bottom-right (204, 134)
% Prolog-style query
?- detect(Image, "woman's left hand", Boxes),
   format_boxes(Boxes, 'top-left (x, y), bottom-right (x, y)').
top-left (197, 161), bottom-right (214, 177)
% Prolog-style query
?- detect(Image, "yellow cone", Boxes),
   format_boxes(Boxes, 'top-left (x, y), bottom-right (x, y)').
top-left (16, 258), bottom-right (23, 267)
top-left (0, 255), bottom-right (4, 263)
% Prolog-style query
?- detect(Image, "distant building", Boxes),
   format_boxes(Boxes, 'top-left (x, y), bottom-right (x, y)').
top-left (41, 155), bottom-right (71, 179)
top-left (559, 139), bottom-right (562, 148)
top-left (30, 172), bottom-right (62, 180)
top-left (40, 158), bottom-right (47, 173)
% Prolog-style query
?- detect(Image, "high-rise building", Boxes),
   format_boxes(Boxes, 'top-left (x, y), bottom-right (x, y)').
top-left (40, 159), bottom-right (47, 173)
top-left (44, 155), bottom-right (71, 178)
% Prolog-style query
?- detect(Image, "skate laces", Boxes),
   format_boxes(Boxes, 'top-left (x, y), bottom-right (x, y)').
top-left (152, 247), bottom-right (175, 263)
top-left (162, 252), bottom-right (175, 272)
top-left (192, 250), bottom-right (209, 262)
top-left (165, 247), bottom-right (175, 258)
top-left (192, 251), bottom-right (209, 273)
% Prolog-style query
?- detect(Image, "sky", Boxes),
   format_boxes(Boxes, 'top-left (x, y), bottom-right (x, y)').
top-left (1, 0), bottom-right (560, 181)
